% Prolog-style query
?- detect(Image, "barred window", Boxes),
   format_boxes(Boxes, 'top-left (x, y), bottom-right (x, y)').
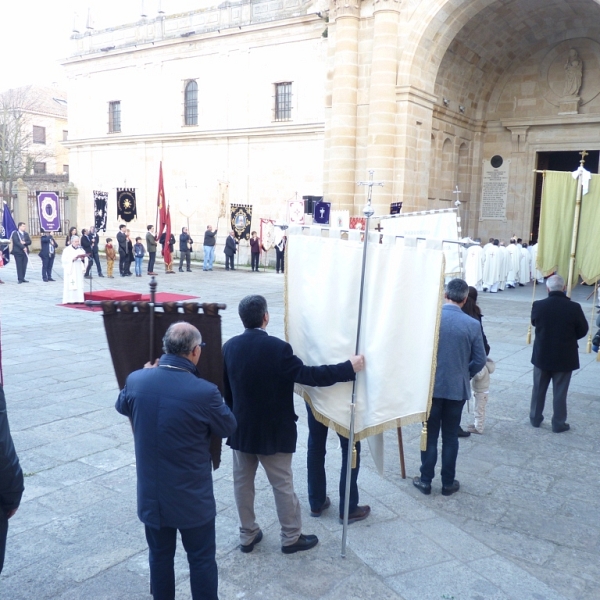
top-left (109, 101), bottom-right (121, 133)
top-left (33, 162), bottom-right (47, 175)
top-left (274, 82), bottom-right (292, 121)
top-left (33, 126), bottom-right (46, 144)
top-left (184, 80), bottom-right (198, 126)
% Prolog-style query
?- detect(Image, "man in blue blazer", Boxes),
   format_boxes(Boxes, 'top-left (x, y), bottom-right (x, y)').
top-left (530, 274), bottom-right (588, 432)
top-left (39, 228), bottom-right (58, 282)
top-left (223, 295), bottom-right (364, 554)
top-left (116, 322), bottom-right (236, 600)
top-left (414, 278), bottom-right (486, 497)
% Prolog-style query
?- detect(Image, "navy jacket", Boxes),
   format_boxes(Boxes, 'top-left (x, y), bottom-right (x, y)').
top-left (0, 385), bottom-right (24, 515)
top-left (39, 235), bottom-right (57, 258)
top-left (10, 231), bottom-right (31, 256)
top-left (223, 328), bottom-right (355, 455)
top-left (116, 354), bottom-right (237, 530)
top-left (433, 304), bottom-right (487, 401)
top-left (224, 235), bottom-right (237, 256)
top-left (531, 291), bottom-right (588, 372)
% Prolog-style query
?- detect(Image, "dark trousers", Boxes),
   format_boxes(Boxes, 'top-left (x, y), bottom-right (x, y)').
top-left (144, 518), bottom-right (217, 600)
top-left (420, 397), bottom-right (465, 487)
top-left (41, 255), bottom-right (55, 281)
top-left (91, 250), bottom-right (102, 275)
top-left (14, 253), bottom-right (27, 282)
top-left (148, 251), bottom-right (156, 273)
top-left (179, 250), bottom-right (191, 270)
top-left (0, 510), bottom-right (8, 575)
top-left (276, 250), bottom-right (284, 273)
top-left (251, 252), bottom-right (259, 271)
top-left (119, 252), bottom-right (127, 276)
top-left (305, 404), bottom-right (360, 516)
top-left (530, 367), bottom-right (572, 429)
top-left (225, 254), bottom-right (234, 270)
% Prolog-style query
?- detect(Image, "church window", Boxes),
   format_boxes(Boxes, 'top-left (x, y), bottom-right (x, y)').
top-left (184, 81), bottom-right (198, 126)
top-left (274, 82), bottom-right (292, 121)
top-left (33, 126), bottom-right (46, 144)
top-left (109, 101), bottom-right (121, 133)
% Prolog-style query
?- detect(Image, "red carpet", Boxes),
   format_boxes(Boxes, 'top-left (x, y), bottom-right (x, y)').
top-left (58, 291), bottom-right (199, 312)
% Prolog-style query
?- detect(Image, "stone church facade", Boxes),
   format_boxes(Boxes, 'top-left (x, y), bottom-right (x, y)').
top-left (65, 0), bottom-right (600, 242)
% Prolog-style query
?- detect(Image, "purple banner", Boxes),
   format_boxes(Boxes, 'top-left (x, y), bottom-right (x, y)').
top-left (37, 191), bottom-right (61, 232)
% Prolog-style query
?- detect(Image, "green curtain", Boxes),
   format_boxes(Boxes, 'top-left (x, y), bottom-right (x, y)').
top-left (575, 173), bottom-right (600, 284)
top-left (537, 171), bottom-right (577, 280)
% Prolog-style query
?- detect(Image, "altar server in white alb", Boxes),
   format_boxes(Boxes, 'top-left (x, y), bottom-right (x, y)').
top-left (482, 240), bottom-right (501, 293)
top-left (62, 236), bottom-right (88, 304)
top-left (464, 240), bottom-right (484, 291)
top-left (519, 243), bottom-right (531, 285)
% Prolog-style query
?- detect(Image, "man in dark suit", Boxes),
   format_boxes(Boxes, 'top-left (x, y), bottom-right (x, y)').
top-left (10, 222), bottom-right (31, 283)
top-left (178, 227), bottom-right (193, 272)
top-left (0, 384), bottom-right (24, 575)
top-left (116, 224), bottom-right (129, 277)
top-left (88, 226), bottom-right (104, 277)
top-left (223, 295), bottom-right (364, 554)
top-left (224, 230), bottom-right (237, 270)
top-left (116, 323), bottom-right (236, 600)
top-left (39, 229), bottom-right (58, 282)
top-left (530, 274), bottom-right (588, 433)
top-left (80, 228), bottom-right (94, 278)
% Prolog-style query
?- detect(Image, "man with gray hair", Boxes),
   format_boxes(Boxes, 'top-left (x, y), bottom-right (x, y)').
top-left (530, 274), bottom-right (588, 433)
top-left (61, 236), bottom-right (88, 304)
top-left (414, 278), bottom-right (486, 497)
top-left (116, 322), bottom-right (236, 600)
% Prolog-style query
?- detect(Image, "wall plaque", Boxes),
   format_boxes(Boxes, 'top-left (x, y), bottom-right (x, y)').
top-left (480, 158), bottom-right (510, 221)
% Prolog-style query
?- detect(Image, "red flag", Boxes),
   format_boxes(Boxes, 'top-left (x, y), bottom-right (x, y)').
top-left (163, 206), bottom-right (173, 270)
top-left (157, 162), bottom-right (167, 235)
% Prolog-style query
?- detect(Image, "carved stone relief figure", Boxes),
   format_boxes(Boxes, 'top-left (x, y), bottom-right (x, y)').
top-left (563, 48), bottom-right (583, 97)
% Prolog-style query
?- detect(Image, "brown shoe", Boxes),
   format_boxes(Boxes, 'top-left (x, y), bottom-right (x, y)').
top-left (339, 505), bottom-right (371, 524)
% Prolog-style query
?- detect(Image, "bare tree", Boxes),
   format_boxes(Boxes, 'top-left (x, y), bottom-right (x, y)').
top-left (0, 87), bottom-right (50, 203)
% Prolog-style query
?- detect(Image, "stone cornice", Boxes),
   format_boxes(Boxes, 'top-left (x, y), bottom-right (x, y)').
top-left (331, 0), bottom-right (361, 20)
top-left (501, 114), bottom-right (600, 128)
top-left (62, 122), bottom-right (325, 148)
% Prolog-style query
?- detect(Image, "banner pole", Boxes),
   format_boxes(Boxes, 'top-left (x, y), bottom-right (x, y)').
top-left (567, 151), bottom-right (588, 297)
top-left (341, 170), bottom-right (383, 558)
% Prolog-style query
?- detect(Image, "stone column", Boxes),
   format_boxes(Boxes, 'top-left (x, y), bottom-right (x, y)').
top-left (64, 182), bottom-right (79, 231)
top-left (15, 178), bottom-right (29, 226)
top-left (365, 0), bottom-right (400, 216)
top-left (327, 0), bottom-right (360, 212)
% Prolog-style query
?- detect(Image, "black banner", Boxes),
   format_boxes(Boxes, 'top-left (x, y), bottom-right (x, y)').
top-left (230, 204), bottom-right (252, 241)
top-left (390, 202), bottom-right (403, 215)
top-left (117, 188), bottom-right (137, 222)
top-left (94, 190), bottom-right (108, 231)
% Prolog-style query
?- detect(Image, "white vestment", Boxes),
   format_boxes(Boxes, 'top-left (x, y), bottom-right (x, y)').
top-left (519, 248), bottom-right (531, 284)
top-left (482, 244), bottom-right (500, 291)
top-left (530, 244), bottom-right (544, 282)
top-left (497, 245), bottom-right (509, 290)
top-left (506, 244), bottom-right (520, 285)
top-left (62, 245), bottom-right (88, 303)
top-left (465, 245), bottom-right (484, 290)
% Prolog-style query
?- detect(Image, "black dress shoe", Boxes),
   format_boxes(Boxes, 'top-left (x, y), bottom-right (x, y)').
top-left (339, 505), bottom-right (371, 524)
top-left (457, 426), bottom-right (471, 438)
top-left (21, 279), bottom-right (29, 283)
top-left (442, 480), bottom-right (460, 496)
top-left (282, 534), bottom-right (318, 554)
top-left (530, 416), bottom-right (544, 428)
top-left (412, 476), bottom-right (431, 495)
top-left (310, 497), bottom-right (331, 517)
top-left (240, 530), bottom-right (263, 553)
top-left (179, 268), bottom-right (184, 272)
top-left (48, 278), bottom-right (56, 282)
top-left (98, 273), bottom-right (104, 277)
top-left (552, 423), bottom-right (570, 433)
top-left (186, 269), bottom-right (192, 272)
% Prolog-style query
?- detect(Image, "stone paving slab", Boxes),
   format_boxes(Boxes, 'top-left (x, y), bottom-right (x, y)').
top-left (0, 257), bottom-right (599, 598)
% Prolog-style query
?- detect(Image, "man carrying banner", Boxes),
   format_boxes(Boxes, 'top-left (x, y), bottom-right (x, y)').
top-left (203, 225), bottom-right (217, 271)
top-left (10, 222), bottom-right (31, 284)
top-left (223, 295), bottom-right (364, 554)
top-left (530, 275), bottom-right (588, 433)
top-left (146, 225), bottom-right (158, 275)
top-left (39, 229), bottom-right (58, 282)
top-left (413, 279), bottom-right (486, 497)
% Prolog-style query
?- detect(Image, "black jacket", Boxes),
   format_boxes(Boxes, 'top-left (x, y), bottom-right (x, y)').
top-left (80, 234), bottom-right (93, 255)
top-left (39, 234), bottom-right (58, 258)
top-left (10, 230), bottom-right (31, 256)
top-left (223, 329), bottom-right (355, 455)
top-left (531, 291), bottom-right (589, 372)
top-left (224, 235), bottom-right (237, 256)
top-left (179, 233), bottom-right (193, 252)
top-left (203, 230), bottom-right (217, 247)
top-left (117, 231), bottom-right (127, 254)
top-left (0, 385), bottom-right (24, 515)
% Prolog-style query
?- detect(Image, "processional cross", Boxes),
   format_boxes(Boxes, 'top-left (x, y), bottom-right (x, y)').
top-left (357, 170), bottom-right (384, 218)
top-left (453, 185), bottom-right (462, 207)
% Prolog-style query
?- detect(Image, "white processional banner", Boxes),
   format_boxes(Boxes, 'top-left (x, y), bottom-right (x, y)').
top-left (380, 209), bottom-right (461, 276)
top-left (286, 231), bottom-right (445, 440)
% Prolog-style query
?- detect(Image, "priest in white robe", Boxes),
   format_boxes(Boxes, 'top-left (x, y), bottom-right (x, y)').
top-left (483, 240), bottom-right (501, 292)
top-left (465, 241), bottom-right (484, 291)
top-left (497, 242), bottom-right (509, 291)
top-left (519, 243), bottom-right (531, 285)
top-left (62, 236), bottom-right (88, 304)
top-left (530, 243), bottom-right (545, 283)
top-left (505, 240), bottom-right (521, 288)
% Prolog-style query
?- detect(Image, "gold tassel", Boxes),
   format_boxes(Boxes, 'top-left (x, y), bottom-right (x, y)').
top-left (587, 333), bottom-right (592, 354)
top-left (351, 443), bottom-right (357, 469)
top-left (420, 422), bottom-right (428, 452)
top-left (526, 324), bottom-right (532, 345)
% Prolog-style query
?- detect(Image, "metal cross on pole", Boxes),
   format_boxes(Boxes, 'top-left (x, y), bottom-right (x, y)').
top-left (340, 170), bottom-right (383, 559)
top-left (452, 185), bottom-right (462, 207)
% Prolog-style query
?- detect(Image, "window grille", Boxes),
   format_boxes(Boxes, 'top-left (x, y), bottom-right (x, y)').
top-left (109, 101), bottom-right (121, 133)
top-left (275, 82), bottom-right (292, 121)
top-left (184, 81), bottom-right (198, 126)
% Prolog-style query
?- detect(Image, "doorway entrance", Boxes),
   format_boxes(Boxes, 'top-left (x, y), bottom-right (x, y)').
top-left (531, 151), bottom-right (599, 243)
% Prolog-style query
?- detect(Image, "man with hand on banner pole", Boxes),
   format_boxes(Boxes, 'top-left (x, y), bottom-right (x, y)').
top-left (10, 222), bottom-right (31, 284)
top-left (39, 229), bottom-right (58, 282)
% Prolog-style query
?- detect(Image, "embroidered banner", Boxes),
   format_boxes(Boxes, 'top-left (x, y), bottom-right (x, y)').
top-left (230, 204), bottom-right (252, 240)
top-left (350, 216), bottom-right (366, 231)
top-left (94, 190), bottom-right (108, 232)
top-left (37, 191), bottom-right (61, 232)
top-left (313, 201), bottom-right (331, 225)
top-left (260, 218), bottom-right (276, 251)
top-left (390, 202), bottom-right (403, 215)
top-left (289, 200), bottom-right (305, 225)
top-left (117, 188), bottom-right (137, 222)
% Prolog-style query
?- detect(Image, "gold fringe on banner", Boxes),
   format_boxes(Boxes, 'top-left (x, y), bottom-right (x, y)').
top-left (420, 422), bottom-right (428, 452)
top-left (351, 443), bottom-right (357, 469)
top-left (526, 278), bottom-right (537, 344)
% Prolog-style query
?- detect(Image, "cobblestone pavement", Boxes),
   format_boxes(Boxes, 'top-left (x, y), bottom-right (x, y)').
top-left (0, 255), bottom-right (598, 599)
